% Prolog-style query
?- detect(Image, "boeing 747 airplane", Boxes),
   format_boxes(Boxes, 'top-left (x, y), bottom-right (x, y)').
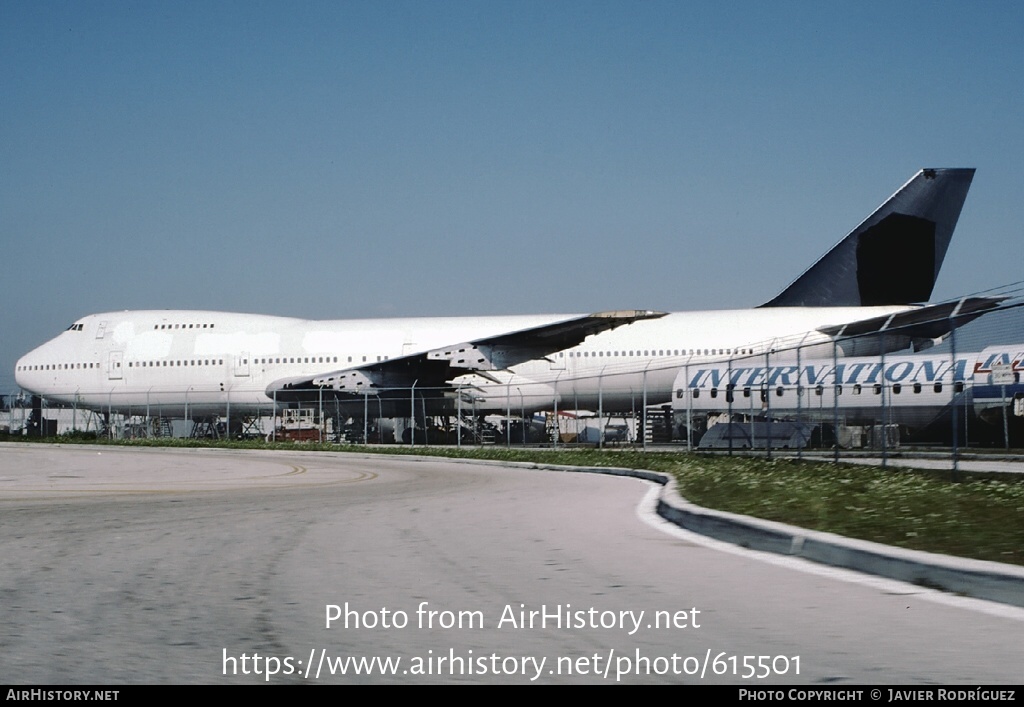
top-left (15, 168), bottom-right (999, 423)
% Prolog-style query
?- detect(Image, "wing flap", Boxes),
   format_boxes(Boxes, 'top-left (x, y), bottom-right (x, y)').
top-left (267, 309), bottom-right (665, 401)
top-left (426, 309), bottom-right (665, 371)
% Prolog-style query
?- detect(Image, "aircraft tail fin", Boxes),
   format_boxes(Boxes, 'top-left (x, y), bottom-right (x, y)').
top-left (761, 168), bottom-right (975, 307)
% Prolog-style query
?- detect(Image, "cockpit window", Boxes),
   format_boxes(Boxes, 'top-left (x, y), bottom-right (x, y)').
top-left (66, 323), bottom-right (84, 332)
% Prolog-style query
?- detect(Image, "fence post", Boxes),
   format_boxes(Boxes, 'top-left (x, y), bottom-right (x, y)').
top-left (795, 343), bottom-right (802, 460)
top-left (410, 381), bottom-right (417, 448)
top-left (552, 379), bottom-right (558, 449)
top-left (833, 337), bottom-right (840, 464)
top-left (950, 322), bottom-right (959, 481)
top-left (727, 357), bottom-right (733, 456)
top-left (764, 350), bottom-right (771, 460)
top-left (880, 332), bottom-right (887, 469)
top-left (642, 368), bottom-right (647, 451)
top-left (684, 362), bottom-right (692, 452)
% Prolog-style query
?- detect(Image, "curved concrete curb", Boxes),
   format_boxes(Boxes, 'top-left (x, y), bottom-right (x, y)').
top-left (386, 454), bottom-right (1024, 609)
top-left (653, 474), bottom-right (1024, 609)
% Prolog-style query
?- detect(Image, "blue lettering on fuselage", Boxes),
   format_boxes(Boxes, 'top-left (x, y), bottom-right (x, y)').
top-left (841, 362), bottom-right (870, 384)
top-left (683, 356), bottom-right (973, 391)
top-left (767, 366), bottom-right (798, 386)
top-left (977, 352), bottom-right (1011, 372)
top-left (912, 359), bottom-right (946, 382)
top-left (864, 363), bottom-right (884, 384)
top-left (729, 368), bottom-right (751, 386)
top-left (885, 361), bottom-right (914, 382)
top-left (744, 368), bottom-right (767, 387)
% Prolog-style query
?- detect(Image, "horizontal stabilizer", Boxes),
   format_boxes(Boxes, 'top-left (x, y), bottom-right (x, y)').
top-left (815, 296), bottom-right (1005, 356)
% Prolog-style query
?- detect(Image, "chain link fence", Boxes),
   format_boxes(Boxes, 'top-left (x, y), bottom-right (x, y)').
top-left (671, 283), bottom-right (1024, 469)
top-left (6, 283), bottom-right (1023, 466)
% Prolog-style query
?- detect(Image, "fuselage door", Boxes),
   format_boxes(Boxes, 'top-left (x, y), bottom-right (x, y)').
top-left (234, 352), bottom-right (250, 377)
top-left (95, 321), bottom-right (108, 339)
top-left (108, 351), bottom-right (123, 380)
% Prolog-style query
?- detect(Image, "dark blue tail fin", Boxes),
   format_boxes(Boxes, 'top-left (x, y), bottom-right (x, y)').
top-left (762, 168), bottom-right (975, 307)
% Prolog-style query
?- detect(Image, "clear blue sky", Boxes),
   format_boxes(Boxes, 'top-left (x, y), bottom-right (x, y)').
top-left (2, 1), bottom-right (1022, 388)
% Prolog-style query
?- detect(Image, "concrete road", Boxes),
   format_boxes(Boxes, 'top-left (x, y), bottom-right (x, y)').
top-left (1, 444), bottom-right (1021, 684)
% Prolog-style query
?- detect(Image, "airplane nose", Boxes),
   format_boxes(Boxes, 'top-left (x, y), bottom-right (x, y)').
top-left (14, 343), bottom-right (46, 391)
top-left (14, 355), bottom-right (29, 389)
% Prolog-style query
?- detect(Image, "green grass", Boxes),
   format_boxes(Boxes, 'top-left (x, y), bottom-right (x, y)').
top-left (6, 435), bottom-right (1024, 567)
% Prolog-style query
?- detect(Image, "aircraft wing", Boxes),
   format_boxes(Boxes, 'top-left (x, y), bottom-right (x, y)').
top-left (267, 309), bottom-right (666, 402)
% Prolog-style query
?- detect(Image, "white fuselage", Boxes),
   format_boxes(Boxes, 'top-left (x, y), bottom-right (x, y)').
top-left (14, 306), bottom-right (914, 418)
